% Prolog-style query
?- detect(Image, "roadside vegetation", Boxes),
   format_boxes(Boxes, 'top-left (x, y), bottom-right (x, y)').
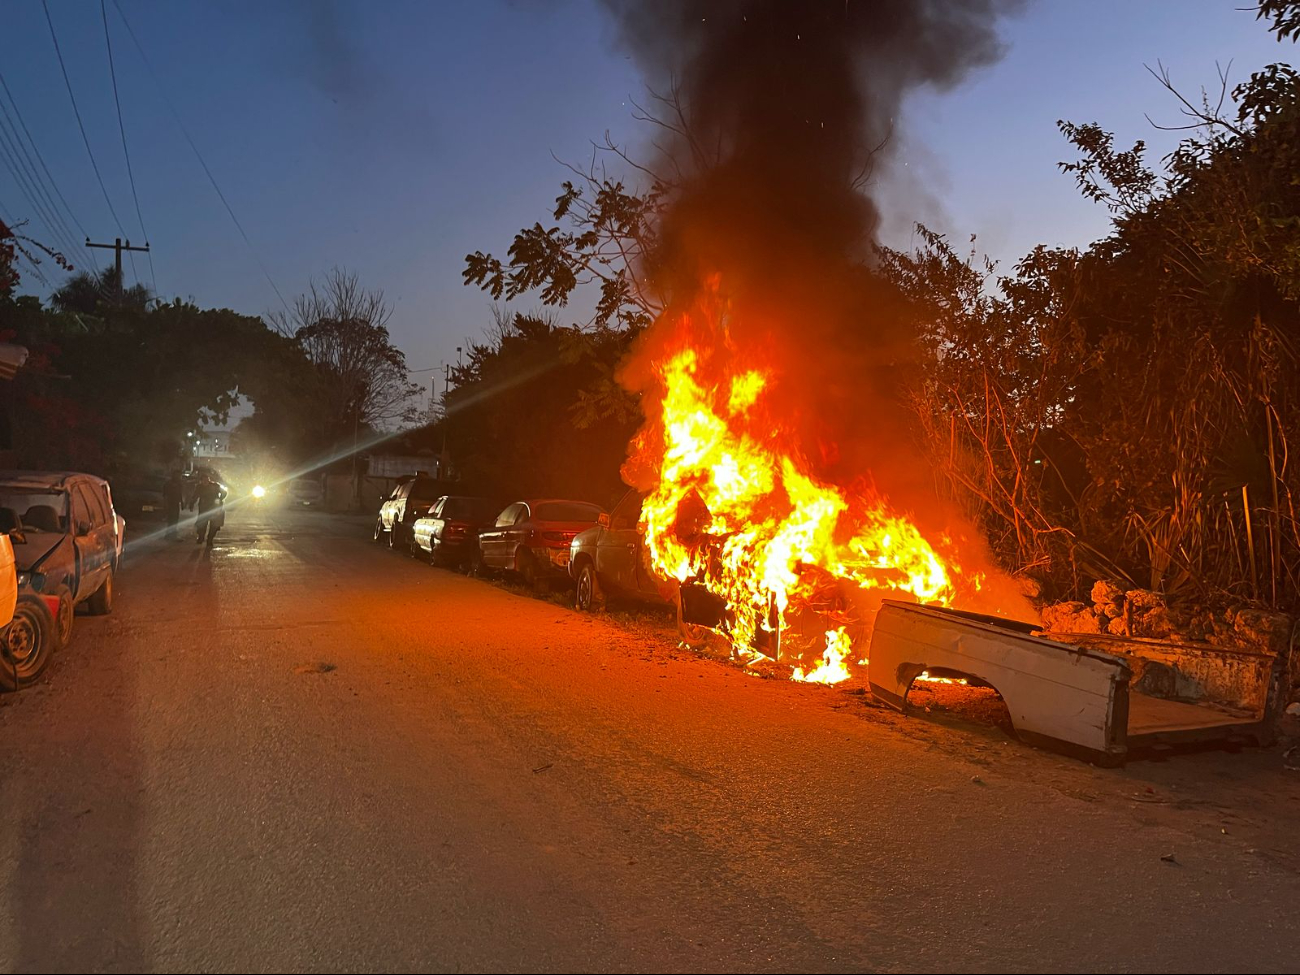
top-left (445, 4), bottom-right (1300, 615)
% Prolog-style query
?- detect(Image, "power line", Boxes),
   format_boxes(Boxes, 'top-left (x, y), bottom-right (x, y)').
top-left (42, 0), bottom-right (135, 283)
top-left (0, 113), bottom-right (84, 267)
top-left (109, 0), bottom-right (291, 314)
top-left (0, 69), bottom-right (95, 268)
top-left (100, 0), bottom-right (155, 294)
top-left (0, 99), bottom-right (88, 268)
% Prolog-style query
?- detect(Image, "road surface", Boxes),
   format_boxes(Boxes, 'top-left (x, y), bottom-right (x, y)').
top-left (1, 506), bottom-right (1298, 974)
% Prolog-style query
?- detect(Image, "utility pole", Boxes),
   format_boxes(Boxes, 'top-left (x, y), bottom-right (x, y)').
top-left (85, 237), bottom-right (150, 293)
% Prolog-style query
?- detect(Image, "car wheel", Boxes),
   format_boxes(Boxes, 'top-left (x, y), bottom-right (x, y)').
top-left (372, 519), bottom-right (384, 543)
top-left (575, 562), bottom-right (605, 612)
top-left (387, 522), bottom-right (401, 550)
top-left (408, 533), bottom-right (427, 561)
top-left (0, 595), bottom-right (56, 690)
top-left (86, 570), bottom-right (114, 616)
top-left (518, 551), bottom-right (543, 591)
top-left (50, 584), bottom-right (74, 649)
top-left (467, 544), bottom-right (487, 577)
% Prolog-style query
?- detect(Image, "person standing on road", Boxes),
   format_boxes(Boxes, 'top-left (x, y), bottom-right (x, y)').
top-left (163, 469), bottom-right (184, 541)
top-left (190, 472), bottom-right (226, 547)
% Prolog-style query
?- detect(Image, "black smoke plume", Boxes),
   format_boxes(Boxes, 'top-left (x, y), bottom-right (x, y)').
top-left (606, 0), bottom-right (1021, 512)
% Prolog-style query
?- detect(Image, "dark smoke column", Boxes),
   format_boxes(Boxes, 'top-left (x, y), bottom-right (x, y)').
top-left (607, 0), bottom-right (1020, 498)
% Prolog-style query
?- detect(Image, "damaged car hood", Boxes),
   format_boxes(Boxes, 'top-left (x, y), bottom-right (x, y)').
top-left (12, 530), bottom-right (68, 572)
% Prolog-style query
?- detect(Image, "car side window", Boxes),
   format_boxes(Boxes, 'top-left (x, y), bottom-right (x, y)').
top-left (70, 486), bottom-right (94, 531)
top-left (99, 483), bottom-right (116, 520)
top-left (495, 503), bottom-right (520, 527)
top-left (610, 492), bottom-right (643, 531)
top-left (89, 484), bottom-right (112, 525)
top-left (514, 503), bottom-right (531, 525)
top-left (430, 498), bottom-right (445, 518)
top-left (74, 484), bottom-right (106, 527)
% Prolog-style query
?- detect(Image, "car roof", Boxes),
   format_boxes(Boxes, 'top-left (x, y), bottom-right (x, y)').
top-left (518, 498), bottom-right (604, 510)
top-left (0, 471), bottom-right (103, 490)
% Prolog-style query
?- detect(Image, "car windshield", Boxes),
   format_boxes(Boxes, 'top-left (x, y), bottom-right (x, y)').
top-left (0, 488), bottom-right (69, 533)
top-left (533, 502), bottom-right (602, 523)
top-left (441, 497), bottom-right (498, 521)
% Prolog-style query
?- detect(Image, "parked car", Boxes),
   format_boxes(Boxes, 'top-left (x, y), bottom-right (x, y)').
top-left (476, 499), bottom-right (605, 588)
top-left (569, 490), bottom-right (672, 611)
top-left (289, 477), bottom-right (323, 506)
top-left (0, 472), bottom-right (123, 685)
top-left (373, 474), bottom-right (445, 549)
top-left (409, 495), bottom-right (500, 566)
top-left (114, 472), bottom-right (166, 518)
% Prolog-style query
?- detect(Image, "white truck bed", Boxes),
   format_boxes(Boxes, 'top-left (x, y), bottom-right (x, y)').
top-left (868, 600), bottom-right (1285, 765)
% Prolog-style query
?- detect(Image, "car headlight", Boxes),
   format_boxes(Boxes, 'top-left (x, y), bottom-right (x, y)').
top-left (16, 572), bottom-right (28, 588)
top-left (252, 484), bottom-right (267, 499)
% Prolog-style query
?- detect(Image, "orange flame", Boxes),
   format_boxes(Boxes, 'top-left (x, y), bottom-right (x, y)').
top-left (636, 329), bottom-right (976, 683)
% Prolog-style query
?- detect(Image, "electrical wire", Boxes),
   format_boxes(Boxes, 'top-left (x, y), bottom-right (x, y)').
top-left (0, 102), bottom-right (87, 267)
top-left (0, 114), bottom-right (83, 267)
top-left (0, 69), bottom-right (95, 269)
top-left (100, 0), bottom-right (155, 294)
top-left (42, 0), bottom-right (136, 286)
top-left (109, 0), bottom-right (291, 314)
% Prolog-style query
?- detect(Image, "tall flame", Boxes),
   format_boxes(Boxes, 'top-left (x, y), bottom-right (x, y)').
top-left (634, 312), bottom-right (976, 683)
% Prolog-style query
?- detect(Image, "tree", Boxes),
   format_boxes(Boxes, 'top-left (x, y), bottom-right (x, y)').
top-left (0, 219), bottom-right (71, 296)
top-left (887, 15), bottom-right (1300, 610)
top-left (272, 269), bottom-right (421, 443)
top-left (50, 266), bottom-right (151, 316)
top-left (436, 306), bottom-right (640, 501)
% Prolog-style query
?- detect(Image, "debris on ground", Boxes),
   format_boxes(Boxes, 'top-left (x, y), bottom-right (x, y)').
top-left (294, 661), bottom-right (337, 674)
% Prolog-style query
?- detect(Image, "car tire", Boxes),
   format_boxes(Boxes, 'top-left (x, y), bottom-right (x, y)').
top-left (50, 584), bottom-right (74, 649)
top-left (373, 519), bottom-right (384, 543)
top-left (467, 544), bottom-right (487, 577)
top-left (574, 562), bottom-right (605, 612)
top-left (0, 594), bottom-right (56, 689)
top-left (86, 570), bottom-right (114, 616)
top-left (387, 522), bottom-right (401, 550)
top-left (518, 550), bottom-right (543, 591)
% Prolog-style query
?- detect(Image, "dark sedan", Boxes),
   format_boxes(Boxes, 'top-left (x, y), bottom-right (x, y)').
top-left (476, 499), bottom-right (604, 589)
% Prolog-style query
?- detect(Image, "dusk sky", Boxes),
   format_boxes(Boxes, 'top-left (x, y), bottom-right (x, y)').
top-left (1, 0), bottom-right (1287, 402)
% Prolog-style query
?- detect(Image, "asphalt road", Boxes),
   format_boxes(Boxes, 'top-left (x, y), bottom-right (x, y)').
top-left (1, 505), bottom-right (1298, 974)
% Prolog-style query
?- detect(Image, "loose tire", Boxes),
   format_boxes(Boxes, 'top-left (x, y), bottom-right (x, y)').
top-left (676, 588), bottom-right (711, 649)
top-left (0, 595), bottom-right (56, 689)
top-left (86, 570), bottom-right (114, 616)
top-left (574, 562), bottom-right (604, 612)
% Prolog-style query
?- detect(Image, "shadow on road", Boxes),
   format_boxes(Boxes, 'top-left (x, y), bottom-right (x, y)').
top-left (9, 607), bottom-right (148, 971)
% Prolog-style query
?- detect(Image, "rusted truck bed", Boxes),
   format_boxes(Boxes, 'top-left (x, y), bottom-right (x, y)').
top-left (868, 600), bottom-right (1289, 765)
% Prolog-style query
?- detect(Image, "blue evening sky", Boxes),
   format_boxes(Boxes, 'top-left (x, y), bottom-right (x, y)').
top-left (0, 1), bottom-right (1289, 401)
